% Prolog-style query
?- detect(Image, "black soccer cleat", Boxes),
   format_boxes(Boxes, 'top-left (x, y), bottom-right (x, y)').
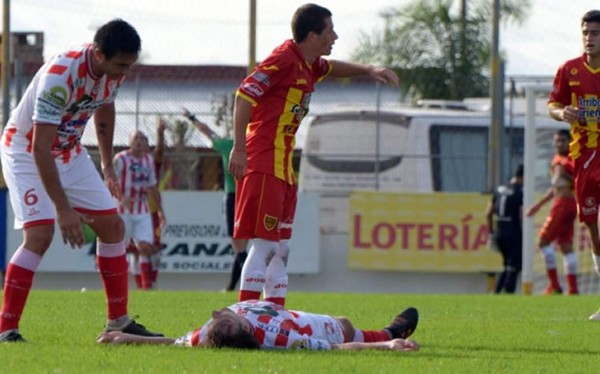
top-left (384, 307), bottom-right (419, 339)
top-left (0, 330), bottom-right (27, 343)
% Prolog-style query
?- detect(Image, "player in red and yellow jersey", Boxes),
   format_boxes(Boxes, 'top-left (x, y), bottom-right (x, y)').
top-left (228, 4), bottom-right (399, 307)
top-left (548, 9), bottom-right (600, 319)
top-left (526, 130), bottom-right (578, 295)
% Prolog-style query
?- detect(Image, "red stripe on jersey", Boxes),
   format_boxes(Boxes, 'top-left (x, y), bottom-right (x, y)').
top-left (65, 50), bottom-right (83, 59)
top-left (253, 327), bottom-right (266, 345)
top-left (47, 64), bottom-right (68, 75)
top-left (191, 329), bottom-right (201, 347)
top-left (274, 333), bottom-right (288, 347)
top-left (3, 127), bottom-right (16, 146)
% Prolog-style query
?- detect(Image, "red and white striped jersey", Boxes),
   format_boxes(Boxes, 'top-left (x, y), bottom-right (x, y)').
top-left (113, 150), bottom-right (157, 214)
top-left (1, 44), bottom-right (123, 163)
top-left (174, 300), bottom-right (344, 350)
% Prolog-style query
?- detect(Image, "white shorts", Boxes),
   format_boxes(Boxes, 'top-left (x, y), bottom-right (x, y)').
top-left (121, 212), bottom-right (153, 245)
top-left (0, 145), bottom-right (117, 229)
top-left (292, 311), bottom-right (346, 344)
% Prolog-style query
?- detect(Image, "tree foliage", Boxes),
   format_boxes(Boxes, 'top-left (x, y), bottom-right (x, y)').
top-left (352, 0), bottom-right (531, 102)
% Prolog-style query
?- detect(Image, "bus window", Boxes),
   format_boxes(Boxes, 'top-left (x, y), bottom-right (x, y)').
top-left (430, 125), bottom-right (488, 192)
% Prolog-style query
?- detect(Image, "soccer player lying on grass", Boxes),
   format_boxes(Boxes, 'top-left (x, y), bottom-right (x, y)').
top-left (97, 300), bottom-right (419, 351)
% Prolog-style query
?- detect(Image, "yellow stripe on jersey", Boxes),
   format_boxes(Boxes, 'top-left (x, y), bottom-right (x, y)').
top-left (274, 87), bottom-right (302, 181)
top-left (236, 90), bottom-right (258, 107)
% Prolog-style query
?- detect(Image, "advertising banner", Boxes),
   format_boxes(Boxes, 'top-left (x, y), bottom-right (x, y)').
top-left (5, 191), bottom-right (320, 274)
top-left (348, 191), bottom-right (503, 272)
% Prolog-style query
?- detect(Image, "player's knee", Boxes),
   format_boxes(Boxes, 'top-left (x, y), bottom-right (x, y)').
top-left (277, 240), bottom-right (291, 264)
top-left (137, 241), bottom-right (154, 256)
top-left (24, 225), bottom-right (55, 253)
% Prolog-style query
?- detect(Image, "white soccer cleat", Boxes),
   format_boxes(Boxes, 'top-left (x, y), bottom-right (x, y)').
top-left (588, 310), bottom-right (600, 321)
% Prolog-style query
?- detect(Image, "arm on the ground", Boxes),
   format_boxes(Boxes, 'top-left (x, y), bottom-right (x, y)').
top-left (331, 339), bottom-right (419, 351)
top-left (97, 331), bottom-right (176, 345)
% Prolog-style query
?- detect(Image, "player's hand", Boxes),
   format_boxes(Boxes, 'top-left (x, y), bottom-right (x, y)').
top-left (561, 106), bottom-right (579, 123)
top-left (526, 205), bottom-right (538, 217)
top-left (57, 208), bottom-right (94, 249)
top-left (229, 148), bottom-right (247, 179)
top-left (97, 331), bottom-right (128, 345)
top-left (367, 66), bottom-right (399, 87)
top-left (157, 118), bottom-right (168, 133)
top-left (102, 165), bottom-right (121, 200)
top-left (388, 338), bottom-right (419, 351)
top-left (158, 210), bottom-right (167, 230)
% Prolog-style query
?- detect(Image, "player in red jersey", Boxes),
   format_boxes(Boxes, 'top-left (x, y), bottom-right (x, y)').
top-left (97, 300), bottom-right (419, 352)
top-left (0, 19), bottom-right (162, 342)
top-left (548, 9), bottom-right (600, 319)
top-left (228, 3), bottom-right (399, 307)
top-left (526, 130), bottom-right (578, 295)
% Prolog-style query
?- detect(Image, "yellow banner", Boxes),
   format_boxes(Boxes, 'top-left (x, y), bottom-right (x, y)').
top-left (348, 191), bottom-right (503, 273)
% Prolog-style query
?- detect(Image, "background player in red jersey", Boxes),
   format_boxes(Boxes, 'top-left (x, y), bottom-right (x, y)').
top-left (527, 130), bottom-right (578, 295)
top-left (0, 19), bottom-right (161, 342)
top-left (228, 3), bottom-right (399, 307)
top-left (97, 300), bottom-right (419, 352)
top-left (548, 9), bottom-right (600, 318)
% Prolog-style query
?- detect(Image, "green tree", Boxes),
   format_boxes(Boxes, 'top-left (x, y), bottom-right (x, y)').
top-left (352, 0), bottom-right (530, 101)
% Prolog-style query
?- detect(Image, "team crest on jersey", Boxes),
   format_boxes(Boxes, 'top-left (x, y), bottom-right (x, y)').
top-left (263, 214), bottom-right (278, 231)
top-left (570, 67), bottom-right (578, 76)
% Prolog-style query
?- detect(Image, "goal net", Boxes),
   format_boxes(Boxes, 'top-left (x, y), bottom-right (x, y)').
top-left (523, 85), bottom-right (600, 295)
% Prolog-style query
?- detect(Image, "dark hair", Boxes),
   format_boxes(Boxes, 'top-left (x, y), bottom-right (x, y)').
top-left (514, 164), bottom-right (524, 178)
top-left (291, 3), bottom-right (332, 43)
top-left (94, 19), bottom-right (141, 60)
top-left (555, 128), bottom-right (571, 140)
top-left (203, 319), bottom-right (260, 350)
top-left (582, 10), bottom-right (600, 25)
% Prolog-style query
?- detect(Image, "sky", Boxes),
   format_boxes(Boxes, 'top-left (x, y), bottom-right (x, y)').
top-left (3, 0), bottom-right (599, 76)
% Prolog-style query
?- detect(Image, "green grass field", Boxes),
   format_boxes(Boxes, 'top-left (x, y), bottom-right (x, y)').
top-left (1, 290), bottom-right (599, 373)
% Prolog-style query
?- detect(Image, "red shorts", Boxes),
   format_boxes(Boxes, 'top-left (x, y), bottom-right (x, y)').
top-left (574, 148), bottom-right (600, 223)
top-left (234, 172), bottom-right (297, 241)
top-left (539, 196), bottom-right (577, 244)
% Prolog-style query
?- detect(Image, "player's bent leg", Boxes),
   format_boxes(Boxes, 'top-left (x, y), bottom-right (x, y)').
top-left (239, 239), bottom-right (277, 302)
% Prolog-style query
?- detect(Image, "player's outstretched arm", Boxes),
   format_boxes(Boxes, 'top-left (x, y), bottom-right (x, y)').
top-left (97, 331), bottom-right (176, 345)
top-left (331, 338), bottom-right (419, 351)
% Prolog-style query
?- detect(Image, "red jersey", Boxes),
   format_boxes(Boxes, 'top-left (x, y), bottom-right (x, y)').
top-left (548, 54), bottom-right (600, 160)
top-left (551, 153), bottom-right (574, 182)
top-left (236, 39), bottom-right (332, 184)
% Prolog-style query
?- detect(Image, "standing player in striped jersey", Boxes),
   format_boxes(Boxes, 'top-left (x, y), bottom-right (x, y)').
top-left (114, 130), bottom-right (166, 290)
top-left (0, 19), bottom-right (162, 342)
top-left (548, 9), bottom-right (600, 319)
top-left (228, 3), bottom-right (399, 306)
top-left (97, 300), bottom-right (419, 352)
top-left (526, 130), bottom-right (578, 295)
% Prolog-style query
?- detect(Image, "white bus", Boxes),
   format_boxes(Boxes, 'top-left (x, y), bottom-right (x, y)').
top-left (298, 104), bottom-right (566, 194)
